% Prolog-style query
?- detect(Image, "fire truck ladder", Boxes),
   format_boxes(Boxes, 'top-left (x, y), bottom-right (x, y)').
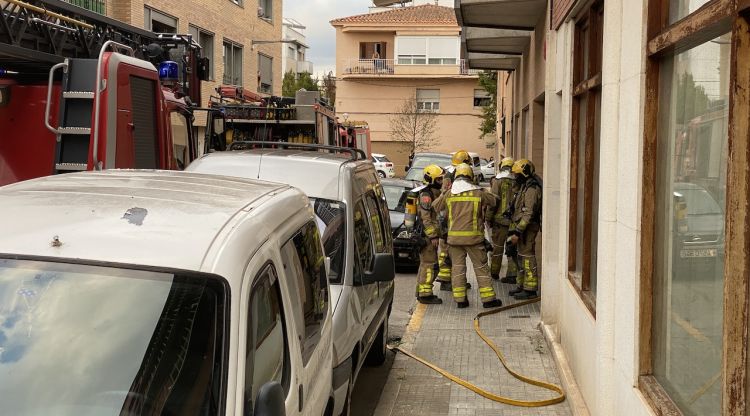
top-left (0, 0), bottom-right (169, 173)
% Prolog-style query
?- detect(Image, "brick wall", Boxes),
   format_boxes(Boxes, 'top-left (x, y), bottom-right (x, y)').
top-left (551, 0), bottom-right (575, 29)
top-left (105, 0), bottom-right (284, 125)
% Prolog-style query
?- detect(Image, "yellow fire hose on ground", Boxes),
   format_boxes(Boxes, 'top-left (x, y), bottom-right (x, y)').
top-left (387, 297), bottom-right (566, 407)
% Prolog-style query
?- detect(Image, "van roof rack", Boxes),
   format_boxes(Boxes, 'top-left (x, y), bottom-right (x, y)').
top-left (227, 141), bottom-right (367, 161)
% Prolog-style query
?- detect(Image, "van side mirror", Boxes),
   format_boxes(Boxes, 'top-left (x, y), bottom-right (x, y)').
top-left (404, 166), bottom-right (409, 173)
top-left (253, 381), bottom-right (286, 416)
top-left (363, 253), bottom-right (395, 284)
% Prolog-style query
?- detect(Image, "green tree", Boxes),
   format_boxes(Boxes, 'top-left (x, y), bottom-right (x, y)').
top-left (477, 71), bottom-right (498, 141)
top-left (282, 70), bottom-right (319, 97)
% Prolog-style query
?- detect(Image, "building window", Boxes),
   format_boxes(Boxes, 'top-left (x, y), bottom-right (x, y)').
top-left (144, 7), bottom-right (177, 33)
top-left (638, 1), bottom-right (750, 415)
top-left (474, 89), bottom-right (491, 107)
top-left (396, 36), bottom-right (459, 65)
top-left (258, 53), bottom-right (273, 94)
top-left (567, 1), bottom-right (603, 315)
top-left (258, 0), bottom-right (272, 19)
top-left (66, 0), bottom-right (105, 14)
top-left (189, 26), bottom-right (214, 81)
top-left (416, 89), bottom-right (439, 112)
top-left (223, 40), bottom-right (243, 86)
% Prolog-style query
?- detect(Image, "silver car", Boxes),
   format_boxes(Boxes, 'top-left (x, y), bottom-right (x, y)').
top-left (187, 146), bottom-right (395, 416)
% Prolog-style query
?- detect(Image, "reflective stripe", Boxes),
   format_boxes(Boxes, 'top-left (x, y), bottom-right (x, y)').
top-left (419, 284), bottom-right (433, 294)
top-left (447, 194), bottom-right (481, 237)
top-left (452, 287), bottom-right (466, 296)
top-left (479, 287), bottom-right (496, 298)
top-left (425, 226), bottom-right (436, 236)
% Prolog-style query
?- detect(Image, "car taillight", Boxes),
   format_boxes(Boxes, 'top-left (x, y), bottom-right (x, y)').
top-left (386, 163), bottom-right (393, 167)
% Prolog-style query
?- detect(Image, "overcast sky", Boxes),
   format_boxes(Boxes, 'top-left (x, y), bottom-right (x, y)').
top-left (283, 0), bottom-right (372, 78)
top-left (282, 0), bottom-right (454, 78)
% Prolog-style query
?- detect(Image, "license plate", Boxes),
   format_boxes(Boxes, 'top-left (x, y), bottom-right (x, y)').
top-left (680, 248), bottom-right (717, 258)
top-left (398, 252), bottom-right (410, 258)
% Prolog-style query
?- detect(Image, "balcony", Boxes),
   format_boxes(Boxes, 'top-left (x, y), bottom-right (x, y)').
top-left (63, 0), bottom-right (106, 14)
top-left (342, 59), bottom-right (481, 77)
top-left (296, 60), bottom-right (313, 74)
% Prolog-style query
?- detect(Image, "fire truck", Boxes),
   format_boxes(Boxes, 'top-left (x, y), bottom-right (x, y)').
top-left (204, 87), bottom-right (343, 152)
top-left (0, 0), bottom-right (209, 186)
top-left (339, 120), bottom-right (372, 157)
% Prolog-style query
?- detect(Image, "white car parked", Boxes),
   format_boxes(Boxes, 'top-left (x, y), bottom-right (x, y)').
top-left (371, 153), bottom-right (395, 178)
top-left (0, 171), bottom-right (334, 416)
top-left (481, 160), bottom-right (496, 181)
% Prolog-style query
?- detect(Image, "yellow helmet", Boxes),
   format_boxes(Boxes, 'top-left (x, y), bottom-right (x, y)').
top-left (455, 163), bottom-right (474, 180)
top-left (500, 157), bottom-right (515, 170)
top-left (512, 159), bottom-right (535, 178)
top-left (452, 150), bottom-right (471, 166)
top-left (423, 164), bottom-right (445, 185)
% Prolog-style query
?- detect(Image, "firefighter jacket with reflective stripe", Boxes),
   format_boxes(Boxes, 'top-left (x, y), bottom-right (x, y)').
top-left (418, 187), bottom-right (441, 239)
top-left (510, 179), bottom-right (542, 233)
top-left (491, 174), bottom-right (517, 226)
top-left (432, 186), bottom-right (496, 246)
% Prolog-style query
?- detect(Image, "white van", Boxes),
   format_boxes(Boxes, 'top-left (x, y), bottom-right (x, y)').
top-left (0, 171), bottom-right (334, 416)
top-left (187, 143), bottom-right (395, 416)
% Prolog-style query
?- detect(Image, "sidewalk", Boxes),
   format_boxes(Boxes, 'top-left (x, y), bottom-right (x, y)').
top-left (375, 262), bottom-right (573, 416)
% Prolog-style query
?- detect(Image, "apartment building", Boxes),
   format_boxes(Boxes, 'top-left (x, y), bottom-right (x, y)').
top-left (282, 18), bottom-right (313, 76)
top-left (71, 0), bottom-right (283, 136)
top-left (457, 0), bottom-right (748, 415)
top-left (331, 4), bottom-right (493, 172)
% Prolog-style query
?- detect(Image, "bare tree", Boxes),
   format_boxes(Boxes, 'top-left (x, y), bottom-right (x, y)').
top-left (389, 98), bottom-right (439, 154)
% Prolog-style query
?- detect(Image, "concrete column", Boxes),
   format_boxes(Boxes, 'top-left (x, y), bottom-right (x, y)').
top-left (594, 0), bottom-right (623, 413)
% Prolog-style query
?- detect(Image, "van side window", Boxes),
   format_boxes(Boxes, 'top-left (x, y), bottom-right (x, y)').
top-left (353, 199), bottom-right (375, 275)
top-left (245, 264), bottom-right (290, 410)
top-left (364, 191), bottom-right (387, 253)
top-left (281, 222), bottom-right (329, 364)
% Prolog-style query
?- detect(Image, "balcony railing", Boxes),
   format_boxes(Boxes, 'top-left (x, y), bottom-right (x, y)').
top-left (64, 0), bottom-right (106, 14)
top-left (342, 58), bottom-right (482, 76)
top-left (343, 59), bottom-right (395, 75)
top-left (296, 60), bottom-right (314, 74)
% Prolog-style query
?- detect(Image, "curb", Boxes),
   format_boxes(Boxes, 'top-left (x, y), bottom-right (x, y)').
top-left (372, 302), bottom-right (426, 416)
top-left (542, 323), bottom-right (592, 416)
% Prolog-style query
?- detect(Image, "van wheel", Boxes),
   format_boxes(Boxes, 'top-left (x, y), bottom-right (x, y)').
top-left (377, 171), bottom-right (386, 178)
top-left (365, 318), bottom-right (388, 366)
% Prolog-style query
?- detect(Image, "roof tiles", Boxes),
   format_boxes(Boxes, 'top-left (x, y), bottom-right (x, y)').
top-left (330, 4), bottom-right (457, 26)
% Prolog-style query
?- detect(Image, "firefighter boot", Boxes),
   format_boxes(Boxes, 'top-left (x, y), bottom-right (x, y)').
top-left (500, 276), bottom-right (517, 284)
top-left (418, 295), bottom-right (443, 305)
top-left (514, 290), bottom-right (539, 300)
top-left (483, 299), bottom-right (502, 308)
top-left (456, 300), bottom-right (470, 309)
top-left (509, 287), bottom-right (524, 296)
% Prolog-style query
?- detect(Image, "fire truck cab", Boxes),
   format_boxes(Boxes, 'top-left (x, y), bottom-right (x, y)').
top-left (0, 0), bottom-right (208, 186)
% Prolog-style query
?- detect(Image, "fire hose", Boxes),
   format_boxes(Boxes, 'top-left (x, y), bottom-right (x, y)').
top-left (388, 297), bottom-right (566, 407)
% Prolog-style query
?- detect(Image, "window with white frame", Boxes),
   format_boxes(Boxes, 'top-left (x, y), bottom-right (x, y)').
top-left (189, 25), bottom-right (214, 80)
top-left (258, 53), bottom-right (273, 94)
top-left (416, 89), bottom-right (440, 112)
top-left (396, 36), bottom-right (459, 65)
top-left (144, 7), bottom-right (177, 33)
top-left (258, 0), bottom-right (272, 20)
top-left (223, 40), bottom-right (243, 86)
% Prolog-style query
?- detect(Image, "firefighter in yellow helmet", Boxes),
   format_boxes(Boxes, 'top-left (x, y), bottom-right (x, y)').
top-left (435, 149), bottom-right (474, 290)
top-left (489, 157), bottom-right (519, 282)
top-left (507, 159), bottom-right (542, 300)
top-left (432, 163), bottom-right (501, 308)
top-left (412, 164), bottom-right (445, 304)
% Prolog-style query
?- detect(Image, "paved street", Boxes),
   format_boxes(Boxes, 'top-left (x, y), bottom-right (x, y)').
top-left (352, 263), bottom-right (572, 416)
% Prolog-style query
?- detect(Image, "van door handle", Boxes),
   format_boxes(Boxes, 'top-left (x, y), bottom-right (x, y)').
top-left (298, 384), bottom-right (303, 412)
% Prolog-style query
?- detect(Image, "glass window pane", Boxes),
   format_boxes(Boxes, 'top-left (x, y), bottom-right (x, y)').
top-left (574, 95), bottom-right (587, 276)
top-left (652, 33), bottom-right (730, 416)
top-left (669, 0), bottom-right (713, 25)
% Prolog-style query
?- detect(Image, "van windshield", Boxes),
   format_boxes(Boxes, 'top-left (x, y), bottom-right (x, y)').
top-left (0, 259), bottom-right (227, 416)
top-left (312, 198), bottom-right (347, 284)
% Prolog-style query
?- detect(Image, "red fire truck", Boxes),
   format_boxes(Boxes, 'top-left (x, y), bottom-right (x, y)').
top-left (0, 0), bottom-right (209, 186)
top-left (339, 120), bottom-right (372, 157)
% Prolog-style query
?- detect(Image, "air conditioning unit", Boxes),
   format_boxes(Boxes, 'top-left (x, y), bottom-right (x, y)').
top-left (257, 6), bottom-right (264, 17)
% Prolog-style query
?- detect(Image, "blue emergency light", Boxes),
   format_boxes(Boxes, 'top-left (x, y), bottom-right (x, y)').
top-left (158, 61), bottom-right (179, 82)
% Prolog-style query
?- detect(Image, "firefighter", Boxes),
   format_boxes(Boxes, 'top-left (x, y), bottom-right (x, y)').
top-left (437, 149), bottom-right (474, 290)
top-left (489, 157), bottom-right (519, 282)
top-left (413, 164), bottom-right (445, 304)
top-left (433, 163), bottom-right (501, 309)
top-left (507, 159), bottom-right (543, 300)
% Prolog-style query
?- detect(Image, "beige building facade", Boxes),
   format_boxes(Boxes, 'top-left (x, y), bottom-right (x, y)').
top-left (459, 0), bottom-right (749, 415)
top-left (332, 4), bottom-right (494, 173)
